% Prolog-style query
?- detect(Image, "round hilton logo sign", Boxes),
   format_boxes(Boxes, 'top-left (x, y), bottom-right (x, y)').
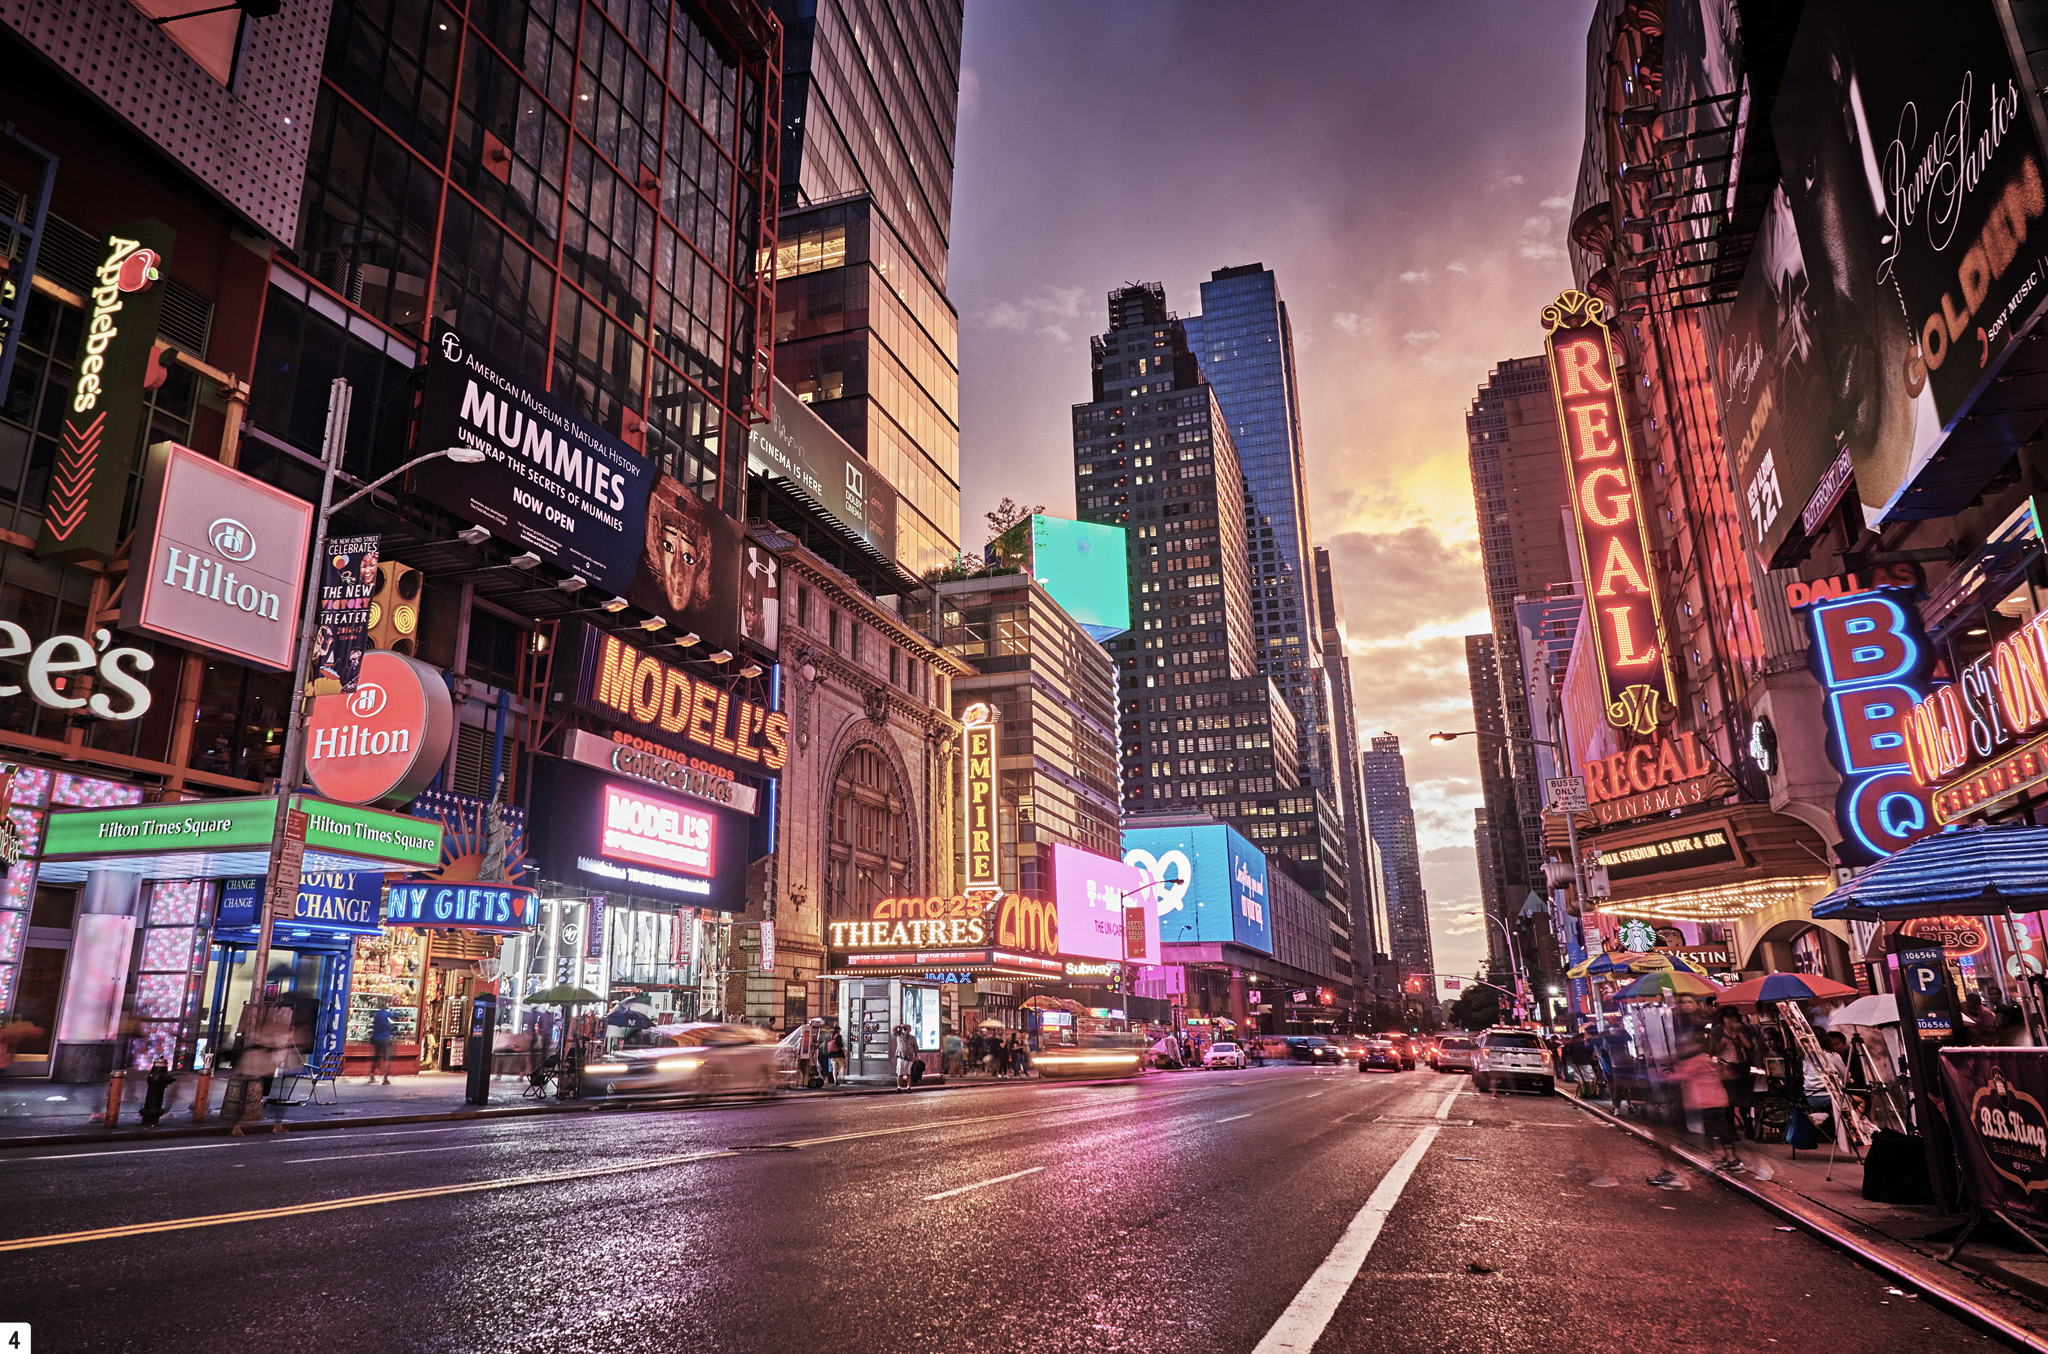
top-left (304, 649), bottom-right (453, 806)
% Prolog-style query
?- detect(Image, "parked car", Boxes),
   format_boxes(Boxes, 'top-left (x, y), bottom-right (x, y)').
top-left (1357, 1039), bottom-right (1401, 1072)
top-left (1202, 1041), bottom-right (1247, 1070)
top-left (1432, 1034), bottom-right (1478, 1073)
top-left (582, 1023), bottom-right (780, 1096)
top-left (1036, 1031), bottom-right (1149, 1080)
top-left (1472, 1027), bottom-right (1555, 1095)
top-left (1281, 1035), bottom-right (1343, 1065)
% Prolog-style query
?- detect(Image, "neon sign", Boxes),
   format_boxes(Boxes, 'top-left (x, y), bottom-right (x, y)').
top-left (962, 703), bottom-right (998, 889)
top-left (601, 781), bottom-right (716, 877)
top-left (1541, 289), bottom-right (1677, 734)
top-left (1904, 603), bottom-right (2048, 823)
top-left (1581, 730), bottom-right (1729, 825)
top-left (1808, 593), bottom-right (1935, 864)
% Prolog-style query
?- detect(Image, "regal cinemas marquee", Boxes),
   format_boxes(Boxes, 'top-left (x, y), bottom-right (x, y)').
top-left (825, 893), bottom-right (1063, 979)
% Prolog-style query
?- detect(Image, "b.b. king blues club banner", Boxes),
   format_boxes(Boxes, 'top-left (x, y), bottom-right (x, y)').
top-left (1940, 1048), bottom-right (2048, 1223)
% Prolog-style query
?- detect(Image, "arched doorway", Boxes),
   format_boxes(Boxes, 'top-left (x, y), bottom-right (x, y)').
top-left (825, 742), bottom-right (917, 1078)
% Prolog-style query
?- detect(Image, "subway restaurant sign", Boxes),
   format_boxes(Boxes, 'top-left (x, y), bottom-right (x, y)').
top-left (43, 795), bottom-right (440, 867)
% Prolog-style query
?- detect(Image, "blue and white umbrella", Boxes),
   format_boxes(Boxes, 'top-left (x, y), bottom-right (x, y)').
top-left (1812, 825), bottom-right (2048, 921)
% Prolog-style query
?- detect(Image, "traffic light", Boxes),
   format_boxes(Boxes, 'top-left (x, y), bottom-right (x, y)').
top-left (367, 561), bottom-right (423, 654)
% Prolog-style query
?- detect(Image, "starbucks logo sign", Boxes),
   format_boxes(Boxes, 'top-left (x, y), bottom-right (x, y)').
top-left (1618, 918), bottom-right (1659, 952)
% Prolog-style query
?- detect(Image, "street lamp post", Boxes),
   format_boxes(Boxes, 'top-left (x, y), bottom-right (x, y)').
top-left (1461, 909), bottom-right (1527, 1014)
top-left (245, 378), bottom-right (486, 1001)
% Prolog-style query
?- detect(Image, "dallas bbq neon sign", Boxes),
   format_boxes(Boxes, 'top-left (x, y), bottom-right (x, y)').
top-left (1541, 289), bottom-right (1678, 734)
top-left (1809, 593), bottom-right (1935, 864)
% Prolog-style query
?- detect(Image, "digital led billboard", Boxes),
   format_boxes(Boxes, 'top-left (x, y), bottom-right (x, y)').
top-left (1046, 842), bottom-right (1160, 964)
top-left (1121, 823), bottom-right (1271, 955)
top-left (1027, 516), bottom-right (1130, 641)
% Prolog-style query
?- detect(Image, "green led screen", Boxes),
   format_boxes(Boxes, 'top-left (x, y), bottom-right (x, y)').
top-left (1029, 515), bottom-right (1130, 641)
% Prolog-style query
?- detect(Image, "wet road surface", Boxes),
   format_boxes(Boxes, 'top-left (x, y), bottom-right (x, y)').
top-left (0, 1065), bottom-right (2006, 1352)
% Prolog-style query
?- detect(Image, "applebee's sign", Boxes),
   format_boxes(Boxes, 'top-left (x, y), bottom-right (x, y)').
top-left (0, 624), bottom-right (154, 721)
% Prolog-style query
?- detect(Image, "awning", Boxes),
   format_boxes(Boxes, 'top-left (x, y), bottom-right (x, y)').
top-left (1811, 825), bottom-right (2048, 920)
top-left (1584, 803), bottom-right (1833, 922)
top-left (34, 794), bottom-right (444, 884)
top-left (825, 948), bottom-right (1064, 981)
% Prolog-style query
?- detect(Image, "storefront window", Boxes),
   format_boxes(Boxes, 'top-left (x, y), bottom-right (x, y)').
top-left (349, 930), bottom-right (424, 1047)
top-left (826, 744), bottom-right (907, 920)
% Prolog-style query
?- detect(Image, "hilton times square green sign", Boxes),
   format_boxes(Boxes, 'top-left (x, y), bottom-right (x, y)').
top-left (42, 796), bottom-right (441, 868)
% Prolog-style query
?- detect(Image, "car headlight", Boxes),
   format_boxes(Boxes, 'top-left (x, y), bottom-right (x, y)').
top-left (585, 1063), bottom-right (628, 1074)
top-left (654, 1057), bottom-right (705, 1072)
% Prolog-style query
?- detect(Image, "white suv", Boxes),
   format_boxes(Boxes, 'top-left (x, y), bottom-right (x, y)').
top-left (1472, 1027), bottom-right (1555, 1096)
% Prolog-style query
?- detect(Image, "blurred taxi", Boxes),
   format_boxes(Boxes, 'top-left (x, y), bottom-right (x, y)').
top-left (1034, 1031), bottom-right (1149, 1080)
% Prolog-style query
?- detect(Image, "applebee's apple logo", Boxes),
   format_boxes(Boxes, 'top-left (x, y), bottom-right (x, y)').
top-left (1122, 847), bottom-right (1192, 916)
top-left (207, 517), bottom-right (257, 561)
top-left (116, 248), bottom-right (161, 294)
top-left (348, 683), bottom-right (388, 718)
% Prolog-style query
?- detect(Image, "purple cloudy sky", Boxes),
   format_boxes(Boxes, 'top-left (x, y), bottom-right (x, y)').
top-left (948, 0), bottom-right (1598, 986)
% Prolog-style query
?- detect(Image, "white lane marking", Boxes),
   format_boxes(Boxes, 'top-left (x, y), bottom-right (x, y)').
top-left (1252, 1091), bottom-right (1454, 1354)
top-left (923, 1166), bottom-right (1043, 1201)
top-left (7, 1141), bottom-right (247, 1161)
top-left (1305, 1092), bottom-right (1323, 1099)
top-left (288, 1144), bottom-right (478, 1164)
top-left (1217, 1113), bottom-right (1254, 1123)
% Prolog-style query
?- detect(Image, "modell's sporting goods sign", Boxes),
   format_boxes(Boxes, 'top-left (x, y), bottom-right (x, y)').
top-left (38, 219), bottom-right (177, 562)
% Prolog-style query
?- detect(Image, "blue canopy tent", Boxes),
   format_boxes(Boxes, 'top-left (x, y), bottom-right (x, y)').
top-left (1811, 826), bottom-right (2048, 921)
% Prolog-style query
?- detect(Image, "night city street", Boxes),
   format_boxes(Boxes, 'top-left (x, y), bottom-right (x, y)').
top-left (0, 1068), bottom-right (2003, 1353)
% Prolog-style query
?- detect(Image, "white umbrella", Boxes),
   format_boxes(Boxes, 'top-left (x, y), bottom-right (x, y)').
top-left (1823, 994), bottom-right (1900, 1026)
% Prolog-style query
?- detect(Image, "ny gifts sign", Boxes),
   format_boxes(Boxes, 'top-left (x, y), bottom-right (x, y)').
top-left (1542, 290), bottom-right (1678, 734)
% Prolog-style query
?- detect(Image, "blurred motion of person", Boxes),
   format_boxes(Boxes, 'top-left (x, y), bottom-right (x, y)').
top-left (893, 1024), bottom-right (917, 1091)
top-left (797, 1018), bottom-right (820, 1087)
top-left (367, 1001), bottom-right (396, 1085)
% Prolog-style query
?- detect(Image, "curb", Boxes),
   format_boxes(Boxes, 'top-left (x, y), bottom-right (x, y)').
top-left (0, 1076), bottom-right (993, 1151)
top-left (1564, 1090), bottom-right (2048, 1352)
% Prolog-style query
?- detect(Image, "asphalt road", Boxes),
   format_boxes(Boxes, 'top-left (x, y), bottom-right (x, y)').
top-left (0, 1064), bottom-right (2007, 1353)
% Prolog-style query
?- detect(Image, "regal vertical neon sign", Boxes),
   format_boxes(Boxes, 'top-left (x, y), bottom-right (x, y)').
top-left (1808, 593), bottom-right (1936, 865)
top-left (1541, 290), bottom-right (1678, 734)
top-left (961, 703), bottom-right (999, 890)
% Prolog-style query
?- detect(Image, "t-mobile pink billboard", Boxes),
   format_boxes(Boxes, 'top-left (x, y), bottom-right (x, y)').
top-left (1046, 843), bottom-right (1160, 965)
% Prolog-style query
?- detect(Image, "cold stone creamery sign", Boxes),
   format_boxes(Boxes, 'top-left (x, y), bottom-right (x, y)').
top-left (962, 703), bottom-right (998, 890)
top-left (120, 441), bottom-right (314, 671)
top-left (575, 627), bottom-right (787, 774)
top-left (1905, 596), bottom-right (2048, 824)
top-left (38, 219), bottom-right (177, 563)
top-left (414, 322), bottom-right (654, 591)
top-left (1541, 289), bottom-right (1678, 735)
top-left (304, 650), bottom-right (454, 807)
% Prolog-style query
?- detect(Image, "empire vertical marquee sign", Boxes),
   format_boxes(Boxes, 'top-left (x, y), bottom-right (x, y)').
top-left (1541, 289), bottom-right (1678, 735)
top-left (37, 219), bottom-right (178, 562)
top-left (961, 702), bottom-right (998, 891)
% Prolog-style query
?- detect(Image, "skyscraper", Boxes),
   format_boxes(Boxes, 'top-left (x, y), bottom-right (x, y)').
top-left (1362, 734), bottom-right (1432, 985)
top-left (763, 0), bottom-right (964, 575)
top-left (1464, 633), bottom-right (1519, 982)
top-left (1314, 545), bottom-right (1382, 989)
top-left (1183, 265), bottom-right (1338, 798)
top-left (1073, 283), bottom-right (1355, 998)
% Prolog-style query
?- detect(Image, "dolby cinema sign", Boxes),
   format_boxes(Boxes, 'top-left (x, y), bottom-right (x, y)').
top-left (120, 441), bottom-right (314, 671)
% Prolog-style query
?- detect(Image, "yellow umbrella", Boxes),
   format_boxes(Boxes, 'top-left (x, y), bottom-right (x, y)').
top-left (1564, 950), bottom-right (1672, 979)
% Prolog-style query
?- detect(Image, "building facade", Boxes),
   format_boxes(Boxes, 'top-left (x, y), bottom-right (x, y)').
top-left (1361, 734), bottom-right (1431, 987)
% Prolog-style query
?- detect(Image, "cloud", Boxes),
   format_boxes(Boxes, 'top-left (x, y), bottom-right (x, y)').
top-left (959, 67), bottom-right (981, 117)
top-left (1402, 329), bottom-right (1441, 346)
top-left (1397, 269), bottom-right (1432, 284)
top-left (1331, 311), bottom-right (1372, 336)
top-left (1539, 193), bottom-right (1571, 210)
top-left (1493, 173), bottom-right (1527, 189)
top-left (1445, 260), bottom-right (1468, 274)
top-left (975, 285), bottom-right (1086, 344)
top-left (1517, 214), bottom-right (1564, 262)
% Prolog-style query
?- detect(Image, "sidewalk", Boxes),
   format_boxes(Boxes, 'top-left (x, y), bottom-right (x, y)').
top-left (1560, 1081), bottom-right (2048, 1350)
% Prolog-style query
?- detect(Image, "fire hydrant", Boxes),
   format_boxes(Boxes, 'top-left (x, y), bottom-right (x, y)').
top-left (139, 1059), bottom-right (175, 1129)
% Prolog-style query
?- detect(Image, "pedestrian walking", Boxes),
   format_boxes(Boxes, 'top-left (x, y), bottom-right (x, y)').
top-left (893, 1024), bottom-right (917, 1090)
top-left (991, 1032), bottom-right (1011, 1078)
top-left (1711, 1010), bottom-right (1757, 1140)
top-left (367, 1002), bottom-right (396, 1085)
top-left (1008, 1032), bottom-right (1029, 1078)
top-left (943, 1029), bottom-right (964, 1077)
top-left (798, 1017), bottom-right (821, 1088)
top-left (969, 1030), bottom-right (987, 1073)
top-left (821, 1023), bottom-right (844, 1085)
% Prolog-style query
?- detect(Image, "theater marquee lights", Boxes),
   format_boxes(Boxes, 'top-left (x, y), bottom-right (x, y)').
top-left (1541, 289), bottom-right (1678, 734)
top-left (962, 703), bottom-right (998, 890)
top-left (1905, 600), bottom-right (2048, 824)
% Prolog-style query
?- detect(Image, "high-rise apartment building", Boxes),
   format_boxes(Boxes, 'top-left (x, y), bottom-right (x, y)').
top-left (1314, 546), bottom-right (1382, 988)
top-left (1463, 356), bottom-right (1575, 942)
top-left (1464, 633), bottom-right (1519, 982)
top-left (1073, 283), bottom-right (1355, 999)
top-left (763, 0), bottom-right (964, 576)
top-left (1362, 734), bottom-right (1432, 985)
top-left (1183, 265), bottom-right (1338, 798)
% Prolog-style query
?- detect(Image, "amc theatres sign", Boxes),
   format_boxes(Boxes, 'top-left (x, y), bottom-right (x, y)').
top-left (1542, 289), bottom-right (1678, 735)
top-left (304, 650), bottom-right (454, 806)
top-left (120, 441), bottom-right (314, 670)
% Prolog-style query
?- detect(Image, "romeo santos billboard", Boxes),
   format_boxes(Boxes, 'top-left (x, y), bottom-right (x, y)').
top-left (1542, 289), bottom-right (1678, 735)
